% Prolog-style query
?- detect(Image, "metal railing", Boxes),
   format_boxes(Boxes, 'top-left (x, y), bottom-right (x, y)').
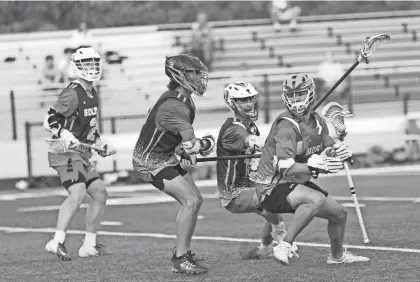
top-left (24, 112), bottom-right (148, 180)
top-left (11, 72), bottom-right (419, 141)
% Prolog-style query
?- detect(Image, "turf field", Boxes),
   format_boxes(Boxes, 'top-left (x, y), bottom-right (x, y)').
top-left (0, 171), bottom-right (420, 282)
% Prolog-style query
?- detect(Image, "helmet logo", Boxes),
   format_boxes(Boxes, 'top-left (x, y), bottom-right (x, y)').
top-left (167, 59), bottom-right (174, 68)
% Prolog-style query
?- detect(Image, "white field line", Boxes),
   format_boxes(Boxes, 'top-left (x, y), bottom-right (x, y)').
top-left (101, 221), bottom-right (123, 226)
top-left (0, 185), bottom-right (158, 201)
top-left (17, 194), bottom-right (420, 213)
top-left (341, 203), bottom-right (366, 208)
top-left (0, 226), bottom-right (419, 254)
top-left (16, 194), bottom-right (179, 212)
top-left (2, 164), bottom-right (420, 201)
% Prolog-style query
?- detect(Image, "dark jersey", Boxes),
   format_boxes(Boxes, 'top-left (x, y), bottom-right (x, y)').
top-left (132, 90), bottom-right (196, 181)
top-left (216, 118), bottom-right (260, 200)
top-left (53, 81), bottom-right (99, 143)
top-left (250, 111), bottom-right (335, 185)
top-left (48, 80), bottom-right (99, 166)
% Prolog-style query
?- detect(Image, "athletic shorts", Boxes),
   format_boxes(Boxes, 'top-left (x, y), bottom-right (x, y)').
top-left (262, 181), bottom-right (328, 214)
top-left (149, 164), bottom-right (188, 190)
top-left (223, 188), bottom-right (263, 214)
top-left (52, 158), bottom-right (100, 189)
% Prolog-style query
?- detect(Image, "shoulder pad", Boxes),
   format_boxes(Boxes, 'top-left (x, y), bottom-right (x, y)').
top-left (279, 117), bottom-right (301, 135)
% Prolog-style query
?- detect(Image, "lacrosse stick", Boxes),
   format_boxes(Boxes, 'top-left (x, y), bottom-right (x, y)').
top-left (197, 154), bottom-right (261, 162)
top-left (44, 138), bottom-right (116, 155)
top-left (197, 35), bottom-right (389, 163)
top-left (322, 102), bottom-right (371, 244)
top-left (313, 34), bottom-right (390, 111)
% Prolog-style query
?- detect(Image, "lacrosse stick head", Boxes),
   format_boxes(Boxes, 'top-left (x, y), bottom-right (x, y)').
top-left (358, 34), bottom-right (390, 62)
top-left (322, 102), bottom-right (353, 141)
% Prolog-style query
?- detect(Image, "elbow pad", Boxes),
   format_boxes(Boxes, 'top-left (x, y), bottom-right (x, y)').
top-left (44, 107), bottom-right (64, 137)
top-left (248, 135), bottom-right (265, 150)
top-left (182, 139), bottom-right (201, 155)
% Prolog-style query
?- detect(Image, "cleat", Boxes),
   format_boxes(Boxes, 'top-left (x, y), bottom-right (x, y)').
top-left (171, 250), bottom-right (208, 275)
top-left (45, 238), bottom-right (71, 261)
top-left (273, 241), bottom-right (291, 264)
top-left (327, 249), bottom-right (370, 264)
top-left (240, 242), bottom-right (276, 260)
top-left (79, 243), bottom-right (107, 257)
top-left (289, 242), bottom-right (299, 259)
top-left (78, 243), bottom-right (107, 257)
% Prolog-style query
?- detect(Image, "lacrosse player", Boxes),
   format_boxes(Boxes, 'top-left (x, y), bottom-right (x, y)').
top-left (217, 82), bottom-right (298, 259)
top-left (132, 54), bottom-right (214, 275)
top-left (250, 73), bottom-right (369, 265)
top-left (44, 47), bottom-right (115, 261)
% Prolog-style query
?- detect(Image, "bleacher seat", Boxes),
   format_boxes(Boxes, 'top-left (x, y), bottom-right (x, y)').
top-left (0, 11), bottom-right (420, 141)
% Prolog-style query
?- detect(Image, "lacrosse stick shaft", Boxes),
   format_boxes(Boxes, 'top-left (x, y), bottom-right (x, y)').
top-left (313, 34), bottom-right (390, 112)
top-left (78, 142), bottom-right (106, 152)
top-left (313, 60), bottom-right (360, 111)
top-left (197, 154), bottom-right (261, 162)
top-left (45, 138), bottom-right (106, 152)
top-left (344, 161), bottom-right (370, 244)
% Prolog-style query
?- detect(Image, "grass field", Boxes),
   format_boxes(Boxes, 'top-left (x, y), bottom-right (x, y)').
top-left (1, 172), bottom-right (420, 282)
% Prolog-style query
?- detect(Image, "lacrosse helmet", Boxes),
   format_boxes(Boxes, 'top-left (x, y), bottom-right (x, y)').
top-left (282, 73), bottom-right (316, 117)
top-left (165, 54), bottom-right (208, 96)
top-left (70, 47), bottom-right (102, 82)
top-left (224, 81), bottom-right (259, 121)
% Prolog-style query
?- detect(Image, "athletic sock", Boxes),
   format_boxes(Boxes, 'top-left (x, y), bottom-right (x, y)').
top-left (54, 230), bottom-right (66, 244)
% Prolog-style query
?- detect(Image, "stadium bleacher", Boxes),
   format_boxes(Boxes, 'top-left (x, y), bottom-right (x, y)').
top-left (0, 10), bottom-right (419, 142)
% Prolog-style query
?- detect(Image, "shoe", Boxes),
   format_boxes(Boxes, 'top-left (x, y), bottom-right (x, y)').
top-left (327, 249), bottom-right (370, 264)
top-left (258, 243), bottom-right (276, 259)
top-left (171, 249), bottom-right (208, 275)
top-left (289, 242), bottom-right (299, 259)
top-left (45, 238), bottom-right (71, 261)
top-left (273, 241), bottom-right (291, 264)
top-left (240, 242), bottom-right (276, 260)
top-left (79, 242), bottom-right (106, 257)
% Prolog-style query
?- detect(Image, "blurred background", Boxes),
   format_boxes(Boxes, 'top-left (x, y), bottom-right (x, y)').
top-left (1, 1), bottom-right (420, 188)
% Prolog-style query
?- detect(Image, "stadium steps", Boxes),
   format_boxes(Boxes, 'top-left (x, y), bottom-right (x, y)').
top-left (1, 13), bottom-right (420, 141)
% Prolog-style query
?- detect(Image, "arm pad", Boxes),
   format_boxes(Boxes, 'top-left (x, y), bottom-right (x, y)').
top-left (43, 107), bottom-right (64, 137)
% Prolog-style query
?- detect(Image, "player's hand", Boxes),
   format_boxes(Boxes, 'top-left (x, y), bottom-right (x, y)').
top-left (95, 139), bottom-right (116, 157)
top-left (60, 129), bottom-right (80, 149)
top-left (307, 154), bottom-right (343, 175)
top-left (180, 153), bottom-right (197, 169)
top-left (320, 147), bottom-right (336, 158)
top-left (199, 134), bottom-right (215, 156)
top-left (333, 143), bottom-right (352, 162)
top-left (248, 158), bottom-right (260, 172)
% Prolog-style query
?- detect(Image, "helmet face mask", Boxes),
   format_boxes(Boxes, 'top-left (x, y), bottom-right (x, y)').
top-left (282, 73), bottom-right (316, 117)
top-left (224, 82), bottom-right (259, 121)
top-left (71, 48), bottom-right (102, 82)
top-left (165, 54), bottom-right (208, 96)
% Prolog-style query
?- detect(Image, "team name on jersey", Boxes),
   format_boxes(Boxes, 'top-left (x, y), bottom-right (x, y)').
top-left (84, 107), bottom-right (98, 117)
top-left (305, 143), bottom-right (323, 156)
